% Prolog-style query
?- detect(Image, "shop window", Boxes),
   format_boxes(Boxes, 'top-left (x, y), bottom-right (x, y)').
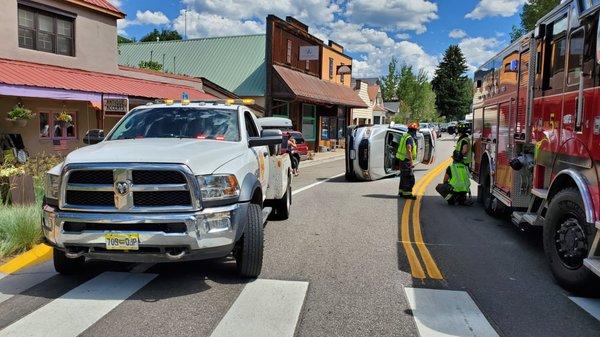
top-left (320, 117), bottom-right (330, 140)
top-left (374, 116), bottom-right (381, 124)
top-left (340, 63), bottom-right (345, 83)
top-left (39, 112), bottom-right (77, 140)
top-left (18, 6), bottom-right (74, 56)
top-left (286, 40), bottom-right (292, 64)
top-left (567, 28), bottom-right (584, 85)
top-left (272, 100), bottom-right (289, 118)
top-left (329, 58), bottom-right (334, 79)
top-left (301, 104), bottom-right (316, 141)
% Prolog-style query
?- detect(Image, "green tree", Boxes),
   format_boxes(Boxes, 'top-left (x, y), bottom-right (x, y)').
top-left (509, 25), bottom-right (526, 42)
top-left (140, 29), bottom-right (182, 42)
top-left (380, 57), bottom-right (400, 101)
top-left (521, 0), bottom-right (560, 31)
top-left (138, 60), bottom-right (163, 71)
top-left (394, 64), bottom-right (437, 123)
top-left (117, 35), bottom-right (133, 44)
top-left (431, 45), bottom-right (472, 121)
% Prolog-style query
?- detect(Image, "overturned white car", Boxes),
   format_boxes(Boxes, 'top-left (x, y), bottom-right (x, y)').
top-left (345, 124), bottom-right (435, 181)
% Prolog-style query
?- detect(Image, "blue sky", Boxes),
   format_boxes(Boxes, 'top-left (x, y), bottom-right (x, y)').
top-left (111, 0), bottom-right (523, 77)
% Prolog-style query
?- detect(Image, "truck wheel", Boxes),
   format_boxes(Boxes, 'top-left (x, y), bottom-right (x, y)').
top-left (235, 204), bottom-right (263, 278)
top-left (543, 188), bottom-right (598, 294)
top-left (53, 248), bottom-right (85, 275)
top-left (272, 183), bottom-right (291, 220)
top-left (481, 168), bottom-right (503, 217)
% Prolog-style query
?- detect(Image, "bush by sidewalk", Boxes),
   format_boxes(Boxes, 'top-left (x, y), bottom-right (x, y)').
top-left (0, 204), bottom-right (42, 258)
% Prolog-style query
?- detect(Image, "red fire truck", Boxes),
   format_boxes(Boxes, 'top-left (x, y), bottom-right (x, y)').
top-left (472, 0), bottom-right (600, 292)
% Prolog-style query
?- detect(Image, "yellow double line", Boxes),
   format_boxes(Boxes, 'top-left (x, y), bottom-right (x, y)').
top-left (400, 157), bottom-right (452, 280)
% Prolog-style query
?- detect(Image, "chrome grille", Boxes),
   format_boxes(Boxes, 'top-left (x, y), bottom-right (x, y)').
top-left (61, 164), bottom-right (200, 212)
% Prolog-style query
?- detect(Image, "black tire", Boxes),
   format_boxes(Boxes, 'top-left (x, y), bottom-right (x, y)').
top-left (53, 248), bottom-right (85, 275)
top-left (272, 183), bottom-right (291, 220)
top-left (543, 188), bottom-right (599, 294)
top-left (481, 166), bottom-right (503, 217)
top-left (235, 204), bottom-right (264, 278)
top-left (345, 171), bottom-right (356, 181)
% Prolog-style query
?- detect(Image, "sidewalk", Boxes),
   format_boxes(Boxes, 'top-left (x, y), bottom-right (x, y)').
top-left (300, 150), bottom-right (344, 168)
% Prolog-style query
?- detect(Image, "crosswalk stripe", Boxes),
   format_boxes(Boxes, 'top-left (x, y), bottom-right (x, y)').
top-left (210, 279), bottom-right (309, 337)
top-left (0, 262), bottom-right (56, 305)
top-left (0, 271), bottom-right (156, 337)
top-left (404, 287), bottom-right (499, 337)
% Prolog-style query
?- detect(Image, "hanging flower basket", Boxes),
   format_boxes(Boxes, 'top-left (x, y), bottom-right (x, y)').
top-left (6, 104), bottom-right (34, 128)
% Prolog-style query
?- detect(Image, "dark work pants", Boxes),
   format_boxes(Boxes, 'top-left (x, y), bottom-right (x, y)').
top-left (398, 160), bottom-right (415, 194)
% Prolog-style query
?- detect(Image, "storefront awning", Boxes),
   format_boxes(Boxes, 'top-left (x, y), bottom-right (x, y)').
top-left (273, 65), bottom-right (368, 108)
top-left (0, 59), bottom-right (214, 107)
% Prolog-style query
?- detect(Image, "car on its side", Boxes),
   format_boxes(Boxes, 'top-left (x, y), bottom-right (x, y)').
top-left (345, 124), bottom-right (435, 181)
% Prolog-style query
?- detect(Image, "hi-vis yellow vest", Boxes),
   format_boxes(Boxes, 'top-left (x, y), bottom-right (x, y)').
top-left (455, 137), bottom-right (472, 164)
top-left (396, 133), bottom-right (417, 161)
top-left (449, 163), bottom-right (471, 193)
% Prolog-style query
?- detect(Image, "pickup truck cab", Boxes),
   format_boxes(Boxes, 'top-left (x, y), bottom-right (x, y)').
top-left (42, 100), bottom-right (292, 277)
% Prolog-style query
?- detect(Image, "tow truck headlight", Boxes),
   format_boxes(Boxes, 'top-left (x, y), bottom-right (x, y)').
top-left (197, 175), bottom-right (240, 201)
top-left (45, 173), bottom-right (60, 202)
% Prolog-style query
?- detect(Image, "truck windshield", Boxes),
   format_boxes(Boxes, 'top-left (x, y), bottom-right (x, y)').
top-left (107, 107), bottom-right (240, 141)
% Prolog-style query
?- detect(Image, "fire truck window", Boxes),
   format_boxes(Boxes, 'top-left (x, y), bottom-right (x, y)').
top-left (568, 29), bottom-right (584, 85)
top-left (551, 38), bottom-right (566, 75)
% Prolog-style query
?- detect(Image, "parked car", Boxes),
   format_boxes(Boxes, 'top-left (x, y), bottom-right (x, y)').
top-left (256, 117), bottom-right (309, 161)
top-left (440, 123), bottom-right (448, 132)
top-left (43, 100), bottom-right (292, 277)
top-left (345, 124), bottom-right (435, 181)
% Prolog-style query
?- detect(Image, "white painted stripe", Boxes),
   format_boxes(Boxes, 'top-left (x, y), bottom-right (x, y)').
top-left (210, 279), bottom-right (309, 337)
top-left (292, 173), bottom-right (344, 196)
top-left (0, 271), bottom-right (156, 337)
top-left (569, 296), bottom-right (600, 322)
top-left (129, 263), bottom-right (155, 274)
top-left (0, 262), bottom-right (56, 305)
top-left (404, 287), bottom-right (499, 337)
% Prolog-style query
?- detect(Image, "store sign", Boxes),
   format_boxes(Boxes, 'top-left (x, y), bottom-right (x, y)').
top-left (103, 98), bottom-right (129, 117)
top-left (299, 46), bottom-right (319, 61)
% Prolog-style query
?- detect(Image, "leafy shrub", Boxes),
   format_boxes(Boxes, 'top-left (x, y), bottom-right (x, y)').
top-left (7, 105), bottom-right (33, 121)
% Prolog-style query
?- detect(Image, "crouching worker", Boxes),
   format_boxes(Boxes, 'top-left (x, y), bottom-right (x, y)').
top-left (436, 151), bottom-right (473, 205)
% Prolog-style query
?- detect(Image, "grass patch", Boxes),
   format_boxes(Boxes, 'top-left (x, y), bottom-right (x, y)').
top-left (0, 204), bottom-right (42, 258)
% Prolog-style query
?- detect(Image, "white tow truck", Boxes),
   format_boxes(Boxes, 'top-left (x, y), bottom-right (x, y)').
top-left (42, 100), bottom-right (292, 277)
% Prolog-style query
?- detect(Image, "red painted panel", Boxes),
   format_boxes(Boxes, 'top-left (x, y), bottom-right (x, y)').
top-left (496, 101), bottom-right (512, 193)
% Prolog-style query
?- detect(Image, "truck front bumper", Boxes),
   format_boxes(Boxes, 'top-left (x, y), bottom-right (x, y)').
top-left (42, 203), bottom-right (248, 263)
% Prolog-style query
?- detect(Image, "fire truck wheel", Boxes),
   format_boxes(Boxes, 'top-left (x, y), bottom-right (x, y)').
top-left (481, 168), bottom-right (503, 217)
top-left (544, 188), bottom-right (598, 295)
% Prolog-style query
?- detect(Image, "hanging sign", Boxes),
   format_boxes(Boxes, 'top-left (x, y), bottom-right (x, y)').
top-left (103, 98), bottom-right (129, 117)
top-left (299, 46), bottom-right (319, 61)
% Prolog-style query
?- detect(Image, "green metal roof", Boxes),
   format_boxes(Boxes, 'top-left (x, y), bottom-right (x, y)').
top-left (118, 34), bottom-right (266, 97)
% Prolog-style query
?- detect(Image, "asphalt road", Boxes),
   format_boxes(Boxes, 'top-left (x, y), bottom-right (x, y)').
top-left (0, 137), bottom-right (599, 336)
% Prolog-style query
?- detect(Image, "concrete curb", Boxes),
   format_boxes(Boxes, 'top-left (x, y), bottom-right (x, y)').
top-left (0, 244), bottom-right (52, 274)
top-left (300, 153), bottom-right (344, 169)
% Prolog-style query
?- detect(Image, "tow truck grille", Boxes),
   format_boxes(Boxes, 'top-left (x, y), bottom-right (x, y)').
top-left (62, 166), bottom-right (196, 211)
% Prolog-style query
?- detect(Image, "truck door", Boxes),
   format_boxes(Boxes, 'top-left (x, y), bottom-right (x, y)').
top-left (245, 112), bottom-right (269, 197)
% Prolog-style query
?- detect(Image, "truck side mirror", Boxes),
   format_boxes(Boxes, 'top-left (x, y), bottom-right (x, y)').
top-left (249, 129), bottom-right (282, 147)
top-left (83, 129), bottom-right (105, 144)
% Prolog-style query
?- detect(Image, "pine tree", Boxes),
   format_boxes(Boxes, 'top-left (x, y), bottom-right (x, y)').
top-left (431, 45), bottom-right (472, 121)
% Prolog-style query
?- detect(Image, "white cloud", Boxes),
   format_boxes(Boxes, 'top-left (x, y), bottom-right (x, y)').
top-left (181, 0), bottom-right (338, 27)
top-left (449, 29), bottom-right (467, 39)
top-left (458, 36), bottom-right (500, 71)
top-left (465, 0), bottom-right (525, 20)
top-left (117, 19), bottom-right (131, 35)
top-left (395, 33), bottom-right (410, 40)
top-left (107, 0), bottom-right (121, 7)
top-left (135, 10), bottom-right (170, 25)
top-left (172, 10), bottom-right (263, 38)
top-left (346, 0), bottom-right (438, 34)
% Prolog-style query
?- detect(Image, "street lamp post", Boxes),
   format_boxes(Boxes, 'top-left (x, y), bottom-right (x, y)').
top-left (184, 10), bottom-right (188, 40)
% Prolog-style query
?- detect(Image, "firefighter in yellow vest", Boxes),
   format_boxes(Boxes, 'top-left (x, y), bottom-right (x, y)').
top-left (396, 123), bottom-right (419, 199)
top-left (440, 150), bottom-right (473, 205)
top-left (455, 122), bottom-right (472, 166)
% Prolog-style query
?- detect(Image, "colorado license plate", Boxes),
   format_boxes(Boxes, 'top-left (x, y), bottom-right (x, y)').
top-left (105, 233), bottom-right (139, 250)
